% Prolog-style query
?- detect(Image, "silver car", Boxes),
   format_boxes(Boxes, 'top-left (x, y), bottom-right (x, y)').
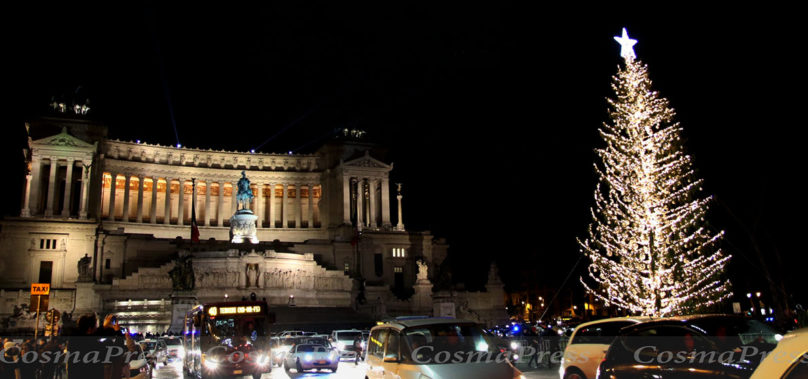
top-left (365, 317), bottom-right (524, 379)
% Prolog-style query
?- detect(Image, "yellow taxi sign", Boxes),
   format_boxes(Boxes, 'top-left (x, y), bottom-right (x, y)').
top-left (31, 283), bottom-right (50, 296)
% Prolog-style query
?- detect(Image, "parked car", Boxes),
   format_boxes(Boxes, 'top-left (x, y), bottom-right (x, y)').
top-left (282, 343), bottom-right (339, 373)
top-left (596, 314), bottom-right (779, 379)
top-left (560, 317), bottom-right (650, 379)
top-left (128, 343), bottom-right (153, 379)
top-left (366, 317), bottom-right (524, 379)
top-left (331, 329), bottom-right (363, 360)
top-left (138, 339), bottom-right (168, 367)
top-left (158, 336), bottom-right (184, 361)
top-left (749, 327), bottom-right (806, 379)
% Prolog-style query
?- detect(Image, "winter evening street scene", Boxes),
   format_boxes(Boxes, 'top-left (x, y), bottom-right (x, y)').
top-left (1, 3), bottom-right (807, 379)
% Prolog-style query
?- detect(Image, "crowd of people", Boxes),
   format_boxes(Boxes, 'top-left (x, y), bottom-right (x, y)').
top-left (1, 312), bottom-right (158, 379)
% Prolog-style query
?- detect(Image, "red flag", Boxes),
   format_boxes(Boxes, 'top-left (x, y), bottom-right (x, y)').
top-left (191, 179), bottom-right (200, 243)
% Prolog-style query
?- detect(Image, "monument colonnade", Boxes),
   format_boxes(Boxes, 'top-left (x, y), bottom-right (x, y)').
top-left (101, 161), bottom-right (323, 229)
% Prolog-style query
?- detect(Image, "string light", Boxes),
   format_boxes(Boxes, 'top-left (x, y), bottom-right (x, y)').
top-left (578, 33), bottom-right (731, 317)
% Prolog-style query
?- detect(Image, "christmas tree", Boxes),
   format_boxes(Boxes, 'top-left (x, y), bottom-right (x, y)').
top-left (578, 29), bottom-right (731, 317)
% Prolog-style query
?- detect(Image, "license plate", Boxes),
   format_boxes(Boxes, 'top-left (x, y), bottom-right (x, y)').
top-left (233, 370), bottom-right (242, 374)
top-left (318, 360), bottom-right (327, 364)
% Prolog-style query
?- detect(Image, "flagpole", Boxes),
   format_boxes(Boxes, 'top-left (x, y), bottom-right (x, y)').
top-left (191, 178), bottom-right (199, 243)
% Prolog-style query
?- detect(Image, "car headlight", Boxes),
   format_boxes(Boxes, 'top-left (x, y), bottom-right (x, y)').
top-left (304, 354), bottom-right (313, 362)
top-left (203, 359), bottom-right (219, 370)
top-left (337, 342), bottom-right (346, 350)
top-left (176, 346), bottom-right (185, 356)
top-left (510, 341), bottom-right (519, 350)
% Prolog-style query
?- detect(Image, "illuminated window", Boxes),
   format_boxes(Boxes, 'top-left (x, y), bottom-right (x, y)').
top-left (392, 248), bottom-right (406, 258)
top-left (394, 267), bottom-right (403, 273)
top-left (344, 262), bottom-right (350, 272)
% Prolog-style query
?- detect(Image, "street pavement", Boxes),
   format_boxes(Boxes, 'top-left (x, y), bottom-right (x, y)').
top-left (152, 359), bottom-right (559, 379)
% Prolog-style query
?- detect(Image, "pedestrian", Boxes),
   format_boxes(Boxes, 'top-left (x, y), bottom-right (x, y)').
top-left (353, 335), bottom-right (363, 365)
top-left (1, 341), bottom-right (21, 379)
top-left (526, 335), bottom-right (540, 368)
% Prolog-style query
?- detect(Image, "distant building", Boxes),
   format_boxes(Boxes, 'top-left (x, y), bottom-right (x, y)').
top-left (1, 106), bottom-right (505, 333)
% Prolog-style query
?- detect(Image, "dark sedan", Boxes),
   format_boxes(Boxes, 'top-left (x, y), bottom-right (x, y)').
top-left (596, 314), bottom-right (780, 379)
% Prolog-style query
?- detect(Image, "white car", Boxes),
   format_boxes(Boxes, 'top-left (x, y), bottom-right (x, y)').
top-left (750, 327), bottom-right (807, 379)
top-left (158, 337), bottom-right (184, 361)
top-left (366, 317), bottom-right (523, 379)
top-left (138, 339), bottom-right (168, 367)
top-left (331, 329), bottom-right (363, 360)
top-left (282, 343), bottom-right (339, 373)
top-left (559, 317), bottom-right (649, 379)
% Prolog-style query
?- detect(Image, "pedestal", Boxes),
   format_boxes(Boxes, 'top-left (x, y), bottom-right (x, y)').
top-left (412, 279), bottom-right (433, 313)
top-left (74, 282), bottom-right (100, 315)
top-left (169, 292), bottom-right (197, 334)
top-left (230, 210), bottom-right (259, 244)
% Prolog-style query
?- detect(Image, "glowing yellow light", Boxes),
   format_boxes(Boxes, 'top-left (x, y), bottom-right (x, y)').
top-left (208, 307), bottom-right (218, 316)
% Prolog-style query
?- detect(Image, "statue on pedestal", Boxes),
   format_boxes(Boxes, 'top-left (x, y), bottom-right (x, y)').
top-left (77, 254), bottom-right (93, 282)
top-left (416, 259), bottom-right (429, 282)
top-left (236, 171), bottom-right (254, 211)
top-left (169, 256), bottom-right (195, 291)
top-left (230, 171), bottom-right (259, 243)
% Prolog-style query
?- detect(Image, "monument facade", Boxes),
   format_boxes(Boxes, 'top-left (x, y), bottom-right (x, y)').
top-left (0, 110), bottom-right (505, 333)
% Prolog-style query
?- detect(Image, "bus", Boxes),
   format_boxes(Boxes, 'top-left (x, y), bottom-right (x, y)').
top-left (184, 300), bottom-right (275, 379)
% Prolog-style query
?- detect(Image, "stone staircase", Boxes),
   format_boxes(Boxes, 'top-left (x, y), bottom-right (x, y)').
top-left (111, 261), bottom-right (175, 289)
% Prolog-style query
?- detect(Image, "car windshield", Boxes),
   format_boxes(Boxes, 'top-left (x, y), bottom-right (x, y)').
top-left (337, 332), bottom-right (362, 341)
top-left (403, 323), bottom-right (490, 362)
top-left (140, 342), bottom-right (156, 350)
top-left (690, 317), bottom-right (780, 345)
top-left (208, 317), bottom-right (265, 340)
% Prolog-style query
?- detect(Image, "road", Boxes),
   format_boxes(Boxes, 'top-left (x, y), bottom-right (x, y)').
top-left (152, 359), bottom-right (559, 379)
top-left (153, 359), bottom-right (369, 379)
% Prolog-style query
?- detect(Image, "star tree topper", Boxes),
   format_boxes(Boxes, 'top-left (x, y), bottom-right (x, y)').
top-left (614, 27), bottom-right (637, 60)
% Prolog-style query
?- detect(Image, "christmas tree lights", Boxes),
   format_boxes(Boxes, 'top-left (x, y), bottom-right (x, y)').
top-left (579, 29), bottom-right (731, 317)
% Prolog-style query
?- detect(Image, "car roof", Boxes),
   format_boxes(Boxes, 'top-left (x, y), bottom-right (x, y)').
top-left (574, 316), bottom-right (652, 330)
top-left (375, 317), bottom-right (476, 330)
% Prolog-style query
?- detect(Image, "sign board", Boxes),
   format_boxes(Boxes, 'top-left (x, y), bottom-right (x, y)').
top-left (31, 283), bottom-right (50, 296)
top-left (732, 302), bottom-right (742, 314)
top-left (30, 295), bottom-right (49, 312)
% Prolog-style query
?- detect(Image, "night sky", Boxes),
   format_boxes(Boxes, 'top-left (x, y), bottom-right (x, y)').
top-left (3, 4), bottom-right (806, 307)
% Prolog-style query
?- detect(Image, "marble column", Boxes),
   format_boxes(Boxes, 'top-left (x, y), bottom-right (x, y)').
top-left (308, 184), bottom-right (315, 228)
top-left (296, 184), bottom-right (304, 228)
top-left (150, 177), bottom-right (159, 223)
top-left (356, 179), bottom-right (364, 230)
top-left (396, 192), bottom-right (405, 231)
top-left (368, 178), bottom-right (377, 229)
top-left (29, 156), bottom-right (42, 216)
top-left (45, 158), bottom-right (58, 217)
top-left (164, 177), bottom-right (172, 224)
top-left (268, 183), bottom-right (275, 228)
top-left (217, 182), bottom-right (224, 226)
top-left (136, 175), bottom-right (145, 222)
top-left (231, 183), bottom-right (238, 212)
top-left (21, 174), bottom-right (32, 217)
top-left (177, 179), bottom-right (185, 226)
top-left (79, 162), bottom-right (91, 219)
top-left (381, 178), bottom-right (391, 228)
top-left (282, 183), bottom-right (288, 228)
top-left (255, 183), bottom-right (263, 228)
top-left (61, 158), bottom-right (75, 217)
top-left (204, 180), bottom-right (211, 226)
top-left (122, 175), bottom-right (132, 222)
top-left (107, 173), bottom-right (117, 221)
top-left (342, 176), bottom-right (352, 225)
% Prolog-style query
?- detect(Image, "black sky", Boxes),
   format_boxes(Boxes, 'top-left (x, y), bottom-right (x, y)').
top-left (3, 3), bottom-right (806, 306)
